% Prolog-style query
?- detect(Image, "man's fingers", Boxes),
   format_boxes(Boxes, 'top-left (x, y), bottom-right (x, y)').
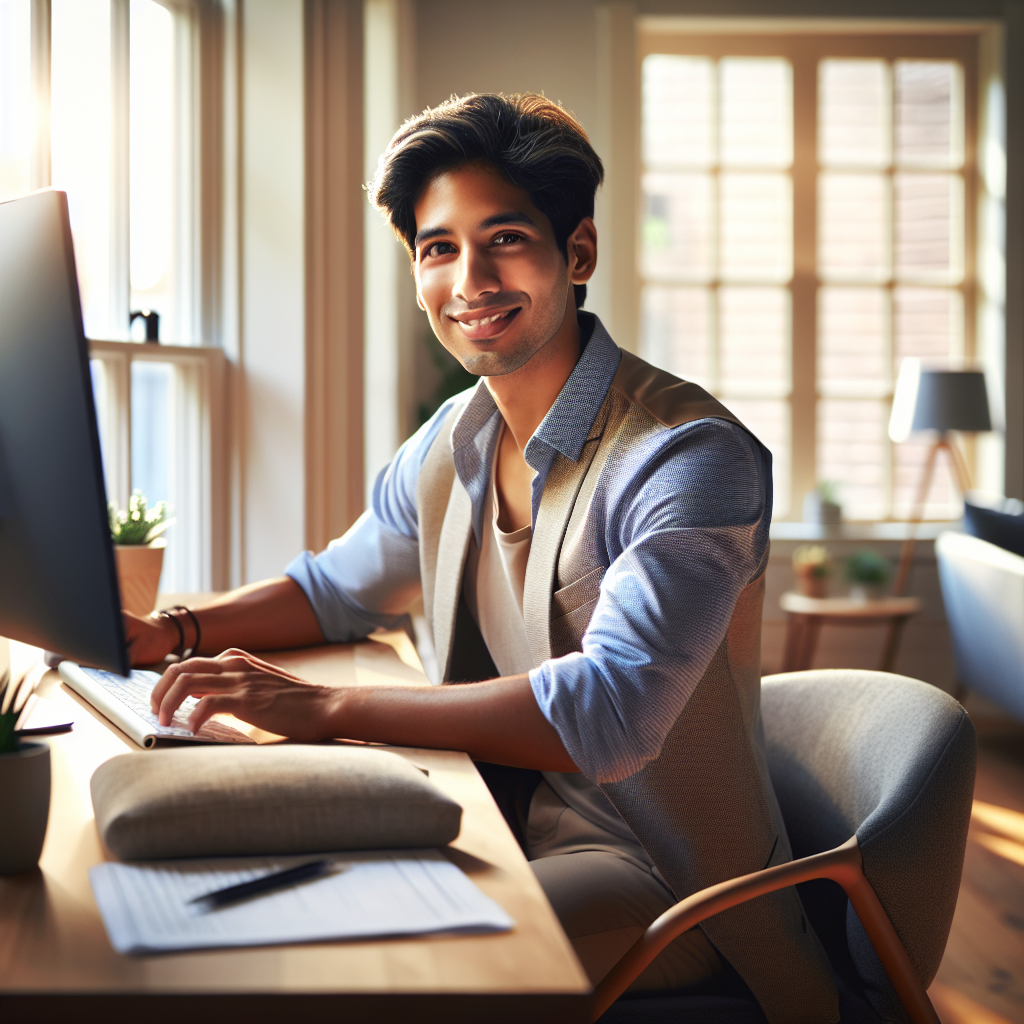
top-left (151, 655), bottom-right (249, 711)
top-left (155, 670), bottom-right (240, 726)
top-left (187, 693), bottom-right (240, 734)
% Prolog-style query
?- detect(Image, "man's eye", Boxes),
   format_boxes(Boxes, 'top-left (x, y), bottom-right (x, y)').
top-left (424, 241), bottom-right (456, 258)
top-left (492, 232), bottom-right (524, 246)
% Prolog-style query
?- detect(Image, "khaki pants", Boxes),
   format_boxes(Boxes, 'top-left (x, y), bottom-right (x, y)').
top-left (530, 849), bottom-right (723, 990)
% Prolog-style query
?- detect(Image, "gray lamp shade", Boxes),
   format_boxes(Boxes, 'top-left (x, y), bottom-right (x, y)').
top-left (889, 360), bottom-right (992, 442)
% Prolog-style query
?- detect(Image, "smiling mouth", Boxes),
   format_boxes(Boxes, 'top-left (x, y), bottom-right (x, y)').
top-left (454, 308), bottom-right (520, 328)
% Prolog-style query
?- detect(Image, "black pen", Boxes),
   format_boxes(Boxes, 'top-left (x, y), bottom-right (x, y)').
top-left (188, 859), bottom-right (333, 909)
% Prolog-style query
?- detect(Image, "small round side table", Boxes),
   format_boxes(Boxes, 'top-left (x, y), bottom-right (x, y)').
top-left (779, 592), bottom-right (922, 674)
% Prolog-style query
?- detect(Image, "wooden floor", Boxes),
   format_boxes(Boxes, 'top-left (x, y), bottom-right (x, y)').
top-left (929, 719), bottom-right (1024, 1024)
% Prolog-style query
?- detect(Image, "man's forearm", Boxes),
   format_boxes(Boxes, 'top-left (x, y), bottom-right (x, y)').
top-left (190, 577), bottom-right (325, 654)
top-left (329, 674), bottom-right (579, 772)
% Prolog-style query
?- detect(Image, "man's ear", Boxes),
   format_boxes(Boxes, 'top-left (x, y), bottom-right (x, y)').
top-left (416, 293), bottom-right (426, 312)
top-left (567, 217), bottom-right (598, 285)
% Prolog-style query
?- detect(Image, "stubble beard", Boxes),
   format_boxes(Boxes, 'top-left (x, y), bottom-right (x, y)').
top-left (445, 290), bottom-right (570, 379)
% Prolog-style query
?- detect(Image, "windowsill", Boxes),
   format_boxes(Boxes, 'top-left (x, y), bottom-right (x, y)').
top-left (769, 520), bottom-right (958, 543)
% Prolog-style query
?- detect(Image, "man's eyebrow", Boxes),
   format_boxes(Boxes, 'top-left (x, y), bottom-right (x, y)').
top-left (414, 211), bottom-right (536, 248)
top-left (414, 226), bottom-right (450, 247)
top-left (478, 211), bottom-right (536, 230)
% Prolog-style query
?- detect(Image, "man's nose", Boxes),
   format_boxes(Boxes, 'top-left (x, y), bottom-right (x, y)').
top-left (453, 244), bottom-right (499, 302)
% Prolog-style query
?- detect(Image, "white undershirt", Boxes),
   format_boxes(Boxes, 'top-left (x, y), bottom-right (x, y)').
top-left (463, 424), bottom-right (658, 873)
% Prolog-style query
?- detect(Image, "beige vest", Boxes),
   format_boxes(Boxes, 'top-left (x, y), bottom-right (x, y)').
top-left (416, 350), bottom-right (838, 1024)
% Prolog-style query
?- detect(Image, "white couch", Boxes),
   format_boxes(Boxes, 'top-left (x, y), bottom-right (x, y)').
top-left (936, 530), bottom-right (1024, 720)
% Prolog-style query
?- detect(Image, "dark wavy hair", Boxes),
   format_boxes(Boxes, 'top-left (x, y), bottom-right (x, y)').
top-left (368, 93), bottom-right (604, 309)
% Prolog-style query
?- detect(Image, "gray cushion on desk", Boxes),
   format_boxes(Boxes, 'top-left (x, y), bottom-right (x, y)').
top-left (91, 745), bottom-right (463, 860)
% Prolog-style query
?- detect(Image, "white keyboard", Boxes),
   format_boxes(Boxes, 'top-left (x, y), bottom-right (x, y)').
top-left (81, 667), bottom-right (227, 740)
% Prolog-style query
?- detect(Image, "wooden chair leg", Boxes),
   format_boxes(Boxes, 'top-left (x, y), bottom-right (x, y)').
top-left (797, 617), bottom-right (822, 671)
top-left (879, 615), bottom-right (909, 673)
top-left (781, 614), bottom-right (803, 673)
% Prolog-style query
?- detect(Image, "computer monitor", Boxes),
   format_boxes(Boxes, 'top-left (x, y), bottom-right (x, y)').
top-left (0, 189), bottom-right (129, 675)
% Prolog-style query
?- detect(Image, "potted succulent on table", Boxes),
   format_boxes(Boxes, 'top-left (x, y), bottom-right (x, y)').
top-left (0, 665), bottom-right (49, 874)
top-left (110, 490), bottom-right (174, 616)
top-left (845, 550), bottom-right (891, 602)
top-left (792, 545), bottom-right (832, 598)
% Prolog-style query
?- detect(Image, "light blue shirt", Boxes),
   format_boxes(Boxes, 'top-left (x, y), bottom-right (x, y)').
top-left (287, 314), bottom-right (771, 787)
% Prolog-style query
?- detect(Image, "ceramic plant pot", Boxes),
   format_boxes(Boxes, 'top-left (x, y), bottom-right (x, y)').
top-left (796, 571), bottom-right (830, 599)
top-left (0, 741), bottom-right (51, 874)
top-left (115, 541), bottom-right (165, 615)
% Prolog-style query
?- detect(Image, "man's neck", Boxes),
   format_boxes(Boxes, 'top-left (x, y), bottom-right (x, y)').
top-left (484, 305), bottom-right (581, 454)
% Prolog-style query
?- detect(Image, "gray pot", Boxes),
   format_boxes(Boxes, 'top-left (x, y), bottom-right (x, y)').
top-left (0, 741), bottom-right (51, 874)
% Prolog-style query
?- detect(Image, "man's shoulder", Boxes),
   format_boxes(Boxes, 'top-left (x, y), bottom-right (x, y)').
top-left (609, 349), bottom-right (744, 431)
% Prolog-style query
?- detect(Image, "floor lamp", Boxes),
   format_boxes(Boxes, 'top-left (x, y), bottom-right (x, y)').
top-left (888, 360), bottom-right (992, 597)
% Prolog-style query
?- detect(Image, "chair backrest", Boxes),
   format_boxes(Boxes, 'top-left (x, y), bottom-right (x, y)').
top-left (761, 670), bottom-right (976, 1020)
top-left (936, 529), bottom-right (1024, 720)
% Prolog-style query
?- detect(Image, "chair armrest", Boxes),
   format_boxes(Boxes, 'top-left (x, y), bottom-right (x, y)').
top-left (591, 836), bottom-right (938, 1024)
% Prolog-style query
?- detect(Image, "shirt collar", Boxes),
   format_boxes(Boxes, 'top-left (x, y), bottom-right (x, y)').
top-left (449, 312), bottom-right (621, 540)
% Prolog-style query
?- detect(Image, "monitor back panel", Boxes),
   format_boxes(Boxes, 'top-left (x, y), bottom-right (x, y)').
top-left (0, 190), bottom-right (128, 674)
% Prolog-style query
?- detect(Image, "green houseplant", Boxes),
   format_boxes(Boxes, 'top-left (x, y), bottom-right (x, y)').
top-left (845, 550), bottom-right (891, 602)
top-left (109, 490), bottom-right (173, 616)
top-left (0, 663), bottom-right (51, 874)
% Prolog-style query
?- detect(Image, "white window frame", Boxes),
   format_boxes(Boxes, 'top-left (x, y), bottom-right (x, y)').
top-left (89, 340), bottom-right (226, 592)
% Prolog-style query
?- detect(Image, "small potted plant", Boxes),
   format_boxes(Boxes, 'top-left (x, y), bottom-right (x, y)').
top-left (110, 490), bottom-right (174, 616)
top-left (792, 545), bottom-right (832, 598)
top-left (845, 550), bottom-right (891, 602)
top-left (803, 480), bottom-right (842, 526)
top-left (0, 664), bottom-right (50, 874)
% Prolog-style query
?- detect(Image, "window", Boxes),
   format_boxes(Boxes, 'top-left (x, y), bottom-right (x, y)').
top-left (642, 54), bottom-right (794, 514)
top-left (639, 29), bottom-right (985, 521)
top-left (51, 0), bottom-right (190, 343)
top-left (1, 0), bottom-right (220, 592)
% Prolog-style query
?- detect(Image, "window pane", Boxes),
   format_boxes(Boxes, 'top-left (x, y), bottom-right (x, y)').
top-left (718, 286), bottom-right (789, 394)
top-left (894, 61), bottom-right (963, 169)
top-left (642, 55), bottom-right (714, 169)
top-left (130, 0), bottom-right (175, 340)
top-left (719, 173), bottom-right (792, 281)
top-left (818, 287), bottom-right (888, 395)
top-left (641, 172), bottom-right (714, 281)
top-left (893, 173), bottom-right (962, 283)
top-left (0, 0), bottom-right (31, 201)
top-left (893, 287), bottom-right (962, 364)
top-left (726, 398), bottom-right (790, 517)
top-left (719, 58), bottom-right (792, 168)
top-left (640, 286), bottom-right (712, 388)
top-left (818, 173), bottom-right (889, 282)
top-left (51, 0), bottom-right (112, 339)
top-left (131, 361), bottom-right (171, 505)
top-left (818, 59), bottom-right (890, 169)
top-left (817, 399), bottom-right (887, 520)
top-left (131, 360), bottom-right (173, 588)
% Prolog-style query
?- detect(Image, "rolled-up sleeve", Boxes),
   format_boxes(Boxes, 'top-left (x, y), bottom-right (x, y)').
top-left (285, 400), bottom-right (456, 643)
top-left (529, 419), bottom-right (771, 784)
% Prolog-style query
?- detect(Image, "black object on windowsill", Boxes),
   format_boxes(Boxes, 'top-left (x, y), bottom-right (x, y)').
top-left (129, 309), bottom-right (160, 342)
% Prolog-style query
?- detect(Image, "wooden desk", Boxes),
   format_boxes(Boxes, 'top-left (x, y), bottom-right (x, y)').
top-left (779, 592), bottom-right (923, 673)
top-left (0, 636), bottom-right (591, 1023)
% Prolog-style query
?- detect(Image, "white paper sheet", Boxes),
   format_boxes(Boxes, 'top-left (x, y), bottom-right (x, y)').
top-left (90, 850), bottom-right (514, 955)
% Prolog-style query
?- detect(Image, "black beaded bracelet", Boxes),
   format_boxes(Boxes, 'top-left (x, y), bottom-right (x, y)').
top-left (181, 606), bottom-right (202, 658)
top-left (157, 605), bottom-right (201, 659)
top-left (156, 608), bottom-right (187, 658)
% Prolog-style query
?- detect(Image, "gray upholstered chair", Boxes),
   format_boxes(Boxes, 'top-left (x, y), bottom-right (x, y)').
top-left (594, 670), bottom-right (977, 1024)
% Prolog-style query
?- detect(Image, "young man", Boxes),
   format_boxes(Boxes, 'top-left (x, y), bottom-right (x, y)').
top-left (127, 94), bottom-right (837, 1022)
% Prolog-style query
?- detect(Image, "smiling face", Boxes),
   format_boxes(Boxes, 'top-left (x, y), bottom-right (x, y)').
top-left (412, 161), bottom-right (596, 378)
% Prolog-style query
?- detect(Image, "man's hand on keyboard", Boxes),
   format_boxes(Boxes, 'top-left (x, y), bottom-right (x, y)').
top-left (150, 650), bottom-right (339, 742)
